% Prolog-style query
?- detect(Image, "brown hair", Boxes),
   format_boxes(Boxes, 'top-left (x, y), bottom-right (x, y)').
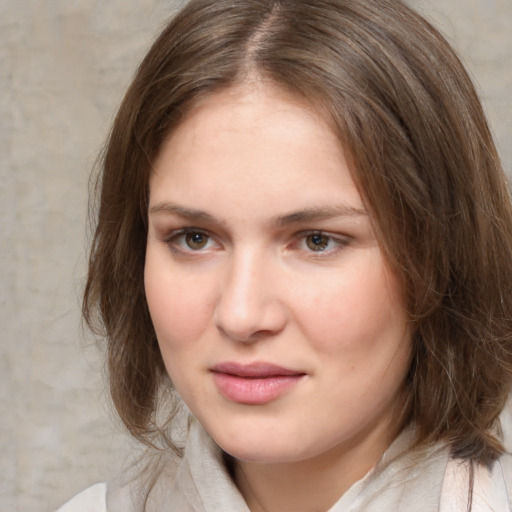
top-left (83, 0), bottom-right (512, 465)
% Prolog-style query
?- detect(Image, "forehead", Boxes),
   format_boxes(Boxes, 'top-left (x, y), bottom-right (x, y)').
top-left (150, 83), bottom-right (364, 211)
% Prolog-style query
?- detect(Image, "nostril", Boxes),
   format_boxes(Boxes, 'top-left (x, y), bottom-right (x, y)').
top-left (213, 256), bottom-right (288, 342)
top-left (214, 297), bottom-right (287, 343)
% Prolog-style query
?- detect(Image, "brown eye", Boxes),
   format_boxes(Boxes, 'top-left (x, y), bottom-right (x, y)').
top-left (306, 233), bottom-right (330, 251)
top-left (185, 232), bottom-right (209, 250)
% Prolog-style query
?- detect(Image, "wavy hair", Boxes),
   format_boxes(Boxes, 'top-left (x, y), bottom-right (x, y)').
top-left (83, 0), bottom-right (512, 465)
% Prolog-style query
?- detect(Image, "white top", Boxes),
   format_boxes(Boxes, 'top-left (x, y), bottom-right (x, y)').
top-left (57, 400), bottom-right (512, 512)
top-left (57, 482), bottom-right (107, 512)
top-left (56, 461), bottom-right (511, 512)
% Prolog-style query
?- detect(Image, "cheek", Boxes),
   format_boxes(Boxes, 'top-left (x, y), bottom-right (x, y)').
top-left (144, 252), bottom-right (215, 351)
top-left (144, 258), bottom-right (216, 401)
top-left (293, 262), bottom-right (411, 420)
top-left (291, 258), bottom-right (408, 358)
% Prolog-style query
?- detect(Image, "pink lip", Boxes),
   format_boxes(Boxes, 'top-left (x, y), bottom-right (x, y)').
top-left (210, 362), bottom-right (305, 405)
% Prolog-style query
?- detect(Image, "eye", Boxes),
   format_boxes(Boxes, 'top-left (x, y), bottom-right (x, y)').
top-left (295, 231), bottom-right (349, 254)
top-left (184, 232), bottom-right (209, 250)
top-left (305, 233), bottom-right (331, 252)
top-left (166, 229), bottom-right (218, 253)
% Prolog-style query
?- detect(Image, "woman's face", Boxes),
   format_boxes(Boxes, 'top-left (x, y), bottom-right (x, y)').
top-left (145, 84), bottom-right (411, 467)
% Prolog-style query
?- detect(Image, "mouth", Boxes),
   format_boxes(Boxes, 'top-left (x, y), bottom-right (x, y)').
top-left (210, 362), bottom-right (306, 405)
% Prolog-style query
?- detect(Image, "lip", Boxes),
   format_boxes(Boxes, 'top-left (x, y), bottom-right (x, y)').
top-left (210, 362), bottom-right (306, 405)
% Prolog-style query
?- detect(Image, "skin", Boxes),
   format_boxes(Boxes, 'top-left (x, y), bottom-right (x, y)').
top-left (144, 82), bottom-right (412, 512)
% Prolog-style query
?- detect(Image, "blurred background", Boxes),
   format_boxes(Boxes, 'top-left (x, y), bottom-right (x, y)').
top-left (1, 0), bottom-right (511, 510)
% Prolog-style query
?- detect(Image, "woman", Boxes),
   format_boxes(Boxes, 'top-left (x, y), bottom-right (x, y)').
top-left (59, 0), bottom-right (512, 510)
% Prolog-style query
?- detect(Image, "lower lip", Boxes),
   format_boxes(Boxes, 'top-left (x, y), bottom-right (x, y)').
top-left (212, 372), bottom-right (304, 405)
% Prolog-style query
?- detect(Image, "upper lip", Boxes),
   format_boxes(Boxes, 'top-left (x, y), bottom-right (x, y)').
top-left (210, 362), bottom-right (305, 378)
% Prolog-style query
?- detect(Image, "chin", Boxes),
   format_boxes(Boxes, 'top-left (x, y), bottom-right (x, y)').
top-left (222, 444), bottom-right (302, 464)
top-left (208, 424), bottom-right (312, 464)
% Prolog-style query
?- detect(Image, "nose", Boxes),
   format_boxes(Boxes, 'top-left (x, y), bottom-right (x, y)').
top-left (214, 251), bottom-right (287, 343)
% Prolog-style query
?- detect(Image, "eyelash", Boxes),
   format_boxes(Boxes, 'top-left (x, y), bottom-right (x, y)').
top-left (164, 228), bottom-right (350, 256)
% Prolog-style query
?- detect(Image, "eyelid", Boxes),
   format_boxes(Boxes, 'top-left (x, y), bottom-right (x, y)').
top-left (163, 226), bottom-right (209, 240)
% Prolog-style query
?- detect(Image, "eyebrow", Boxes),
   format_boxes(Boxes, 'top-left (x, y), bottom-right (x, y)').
top-left (274, 204), bottom-right (368, 226)
top-left (148, 201), bottom-right (368, 225)
top-left (149, 202), bottom-right (218, 223)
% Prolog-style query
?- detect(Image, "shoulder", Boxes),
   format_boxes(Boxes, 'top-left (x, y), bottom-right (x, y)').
top-left (441, 456), bottom-right (511, 512)
top-left (56, 483), bottom-right (107, 512)
top-left (440, 397), bottom-right (512, 512)
top-left (498, 394), bottom-right (512, 509)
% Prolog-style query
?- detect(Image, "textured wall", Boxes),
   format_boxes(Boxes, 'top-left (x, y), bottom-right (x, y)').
top-left (1, 1), bottom-right (510, 511)
top-left (0, 2), bottom-right (180, 511)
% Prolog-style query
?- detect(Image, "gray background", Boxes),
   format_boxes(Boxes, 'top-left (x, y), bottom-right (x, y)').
top-left (1, 1), bottom-right (511, 511)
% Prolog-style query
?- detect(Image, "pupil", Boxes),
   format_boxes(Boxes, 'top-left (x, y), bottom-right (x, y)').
top-left (186, 232), bottom-right (207, 249)
top-left (308, 234), bottom-right (328, 251)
